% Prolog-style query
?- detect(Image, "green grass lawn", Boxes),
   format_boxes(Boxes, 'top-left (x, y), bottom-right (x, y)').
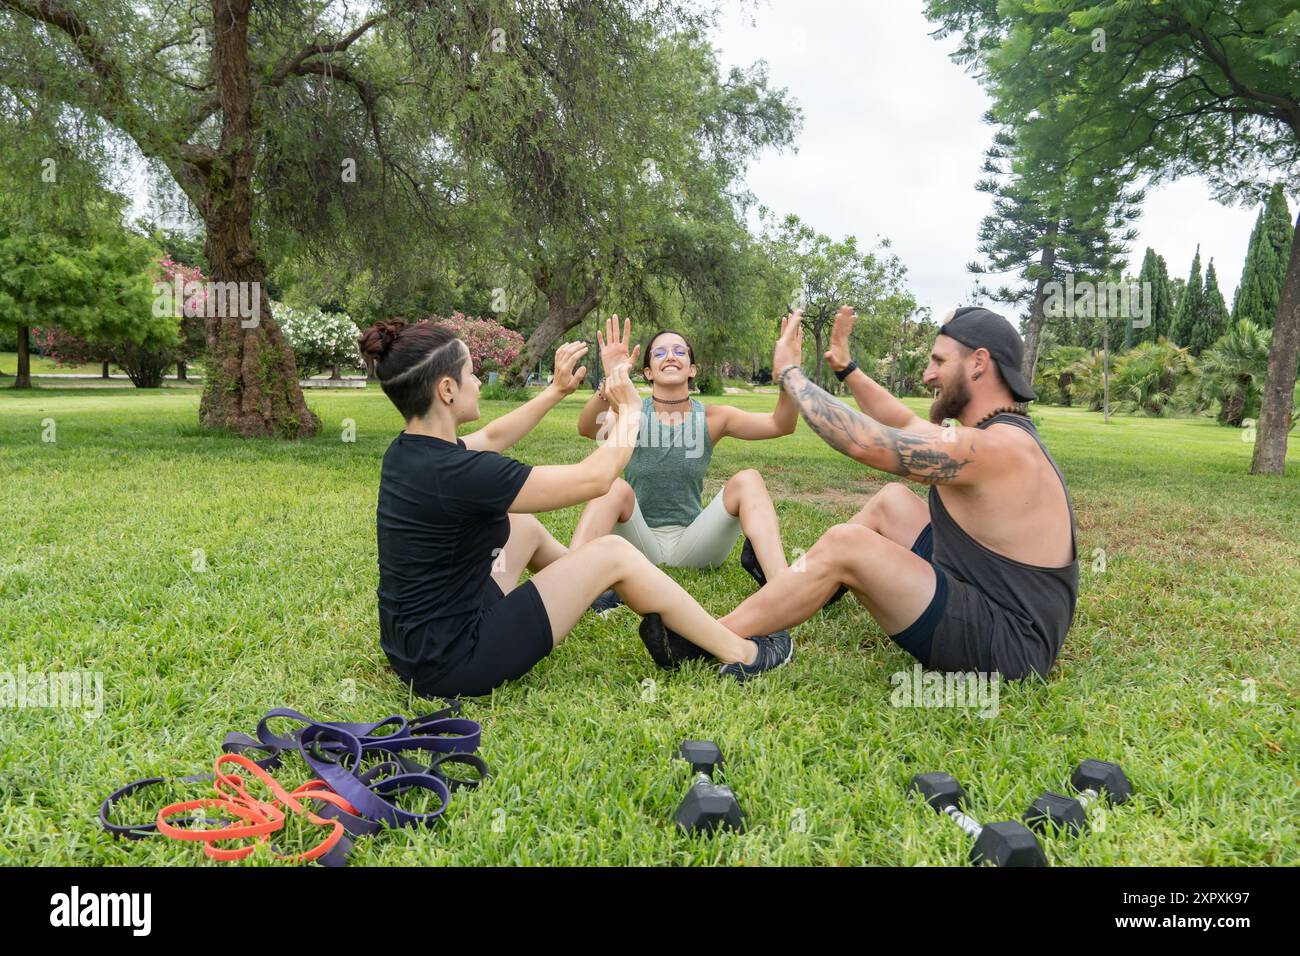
top-left (1, 384), bottom-right (1296, 865)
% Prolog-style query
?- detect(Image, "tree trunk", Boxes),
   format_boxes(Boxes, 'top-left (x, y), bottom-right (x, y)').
top-left (505, 279), bottom-right (603, 388)
top-left (177, 359), bottom-right (187, 381)
top-left (102, 360), bottom-right (110, 379)
top-left (14, 324), bottom-right (31, 388)
top-left (1102, 320), bottom-right (1110, 423)
top-left (1250, 212), bottom-right (1300, 475)
top-left (812, 324), bottom-right (825, 389)
top-left (1023, 224), bottom-right (1058, 382)
top-left (330, 364), bottom-right (341, 381)
top-left (1224, 389), bottom-right (1246, 428)
top-left (197, 0), bottom-right (317, 438)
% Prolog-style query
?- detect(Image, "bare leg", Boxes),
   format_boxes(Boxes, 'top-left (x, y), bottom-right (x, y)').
top-left (570, 478), bottom-right (636, 548)
top-left (528, 535), bottom-right (756, 663)
top-left (723, 468), bottom-right (787, 579)
top-left (719, 523), bottom-right (937, 640)
top-left (848, 482), bottom-right (929, 547)
top-left (492, 514), bottom-right (568, 594)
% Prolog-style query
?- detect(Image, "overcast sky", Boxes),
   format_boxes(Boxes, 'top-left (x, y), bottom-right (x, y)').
top-left (711, 0), bottom-right (1277, 320)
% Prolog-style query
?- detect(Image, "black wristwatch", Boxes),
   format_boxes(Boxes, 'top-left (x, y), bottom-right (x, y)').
top-left (834, 360), bottom-right (858, 382)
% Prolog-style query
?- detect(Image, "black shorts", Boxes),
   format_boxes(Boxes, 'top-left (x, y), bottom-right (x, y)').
top-left (885, 525), bottom-right (949, 666)
top-left (409, 579), bottom-right (553, 699)
top-left (890, 525), bottom-right (1054, 680)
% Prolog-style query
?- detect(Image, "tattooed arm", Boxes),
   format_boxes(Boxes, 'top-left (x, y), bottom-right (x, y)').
top-left (781, 368), bottom-right (986, 485)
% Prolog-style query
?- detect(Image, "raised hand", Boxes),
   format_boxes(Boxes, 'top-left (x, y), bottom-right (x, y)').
top-left (596, 314), bottom-right (640, 376)
top-left (604, 359), bottom-right (641, 410)
top-left (551, 341), bottom-right (590, 395)
top-left (825, 305), bottom-right (856, 372)
top-left (773, 310), bottom-right (804, 380)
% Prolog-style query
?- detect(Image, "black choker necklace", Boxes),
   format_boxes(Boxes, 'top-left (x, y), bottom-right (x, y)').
top-left (652, 394), bottom-right (691, 406)
top-left (974, 404), bottom-right (1028, 427)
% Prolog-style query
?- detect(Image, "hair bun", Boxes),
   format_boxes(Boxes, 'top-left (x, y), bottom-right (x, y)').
top-left (358, 318), bottom-right (407, 362)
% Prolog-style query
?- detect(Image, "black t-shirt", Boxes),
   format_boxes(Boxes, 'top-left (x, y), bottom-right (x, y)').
top-left (376, 432), bottom-right (533, 679)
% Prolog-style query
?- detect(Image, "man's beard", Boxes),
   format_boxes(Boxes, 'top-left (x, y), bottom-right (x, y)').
top-left (929, 375), bottom-right (971, 424)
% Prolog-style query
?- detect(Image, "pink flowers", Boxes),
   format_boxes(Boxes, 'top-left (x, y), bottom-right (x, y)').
top-left (431, 313), bottom-right (524, 375)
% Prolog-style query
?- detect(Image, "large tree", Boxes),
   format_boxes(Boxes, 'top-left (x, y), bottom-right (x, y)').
top-left (926, 0), bottom-right (1300, 473)
top-left (764, 212), bottom-right (916, 389)
top-left (968, 120), bottom-right (1142, 376)
top-left (412, 8), bottom-right (798, 386)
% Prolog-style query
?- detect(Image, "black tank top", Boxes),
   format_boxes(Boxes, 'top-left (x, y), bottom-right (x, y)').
top-left (928, 413), bottom-right (1079, 656)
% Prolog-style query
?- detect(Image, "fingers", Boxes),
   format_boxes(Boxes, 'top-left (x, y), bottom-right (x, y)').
top-left (572, 366), bottom-right (588, 386)
top-left (596, 330), bottom-right (606, 353)
top-left (622, 315), bottom-right (631, 347)
top-left (629, 343), bottom-right (641, 366)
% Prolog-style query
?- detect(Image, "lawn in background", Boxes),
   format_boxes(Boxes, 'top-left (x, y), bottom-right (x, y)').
top-left (0, 385), bottom-right (1295, 865)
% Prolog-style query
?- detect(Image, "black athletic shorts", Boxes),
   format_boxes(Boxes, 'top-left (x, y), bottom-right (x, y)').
top-left (886, 525), bottom-right (948, 666)
top-left (405, 579), bottom-right (553, 699)
top-left (890, 524), bottom-right (1054, 679)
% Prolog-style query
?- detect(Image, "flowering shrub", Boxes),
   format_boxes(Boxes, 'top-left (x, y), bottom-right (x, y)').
top-left (271, 302), bottom-right (362, 376)
top-left (430, 312), bottom-right (524, 376)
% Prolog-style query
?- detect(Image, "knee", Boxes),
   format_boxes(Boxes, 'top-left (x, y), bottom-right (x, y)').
top-left (857, 482), bottom-right (909, 526)
top-left (724, 468), bottom-right (767, 510)
top-left (810, 523), bottom-right (878, 571)
top-left (608, 477), bottom-right (635, 506)
top-left (590, 533), bottom-right (641, 570)
top-left (728, 468), bottom-right (765, 492)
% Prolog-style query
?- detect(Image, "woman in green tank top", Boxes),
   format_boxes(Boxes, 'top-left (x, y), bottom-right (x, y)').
top-left (574, 318), bottom-right (797, 600)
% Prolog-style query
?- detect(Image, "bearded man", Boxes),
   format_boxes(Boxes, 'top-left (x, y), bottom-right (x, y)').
top-left (675, 305), bottom-right (1079, 682)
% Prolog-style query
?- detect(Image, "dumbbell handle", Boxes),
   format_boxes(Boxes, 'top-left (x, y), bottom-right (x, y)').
top-left (692, 771), bottom-right (713, 787)
top-left (1075, 787), bottom-right (1101, 810)
top-left (942, 804), bottom-right (982, 840)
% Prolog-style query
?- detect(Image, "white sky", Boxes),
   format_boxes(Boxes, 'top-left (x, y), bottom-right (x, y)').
top-left (711, 0), bottom-right (1280, 318)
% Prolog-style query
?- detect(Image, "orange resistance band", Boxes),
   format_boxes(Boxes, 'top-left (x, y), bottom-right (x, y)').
top-left (156, 753), bottom-right (361, 864)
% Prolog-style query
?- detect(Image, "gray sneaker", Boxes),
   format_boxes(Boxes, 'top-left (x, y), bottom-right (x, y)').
top-left (719, 631), bottom-right (793, 681)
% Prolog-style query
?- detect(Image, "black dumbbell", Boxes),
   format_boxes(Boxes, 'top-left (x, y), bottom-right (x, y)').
top-left (908, 772), bottom-right (1047, 867)
top-left (1024, 759), bottom-right (1132, 836)
top-left (674, 740), bottom-right (744, 835)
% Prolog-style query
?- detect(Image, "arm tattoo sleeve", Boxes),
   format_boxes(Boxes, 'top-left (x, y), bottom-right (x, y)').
top-left (782, 369), bottom-right (973, 483)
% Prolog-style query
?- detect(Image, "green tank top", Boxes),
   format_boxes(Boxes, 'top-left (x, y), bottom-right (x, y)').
top-left (623, 397), bottom-right (713, 528)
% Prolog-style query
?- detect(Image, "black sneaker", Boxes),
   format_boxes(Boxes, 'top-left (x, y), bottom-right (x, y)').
top-left (719, 631), bottom-right (793, 682)
top-left (739, 537), bottom-right (766, 588)
top-left (638, 613), bottom-right (712, 670)
top-left (589, 589), bottom-right (623, 616)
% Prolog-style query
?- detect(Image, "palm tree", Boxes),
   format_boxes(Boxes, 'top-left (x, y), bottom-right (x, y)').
top-left (1198, 320), bottom-right (1272, 426)
top-left (1068, 350), bottom-right (1106, 411)
top-left (1113, 339), bottom-right (1197, 416)
top-left (1036, 345), bottom-right (1088, 406)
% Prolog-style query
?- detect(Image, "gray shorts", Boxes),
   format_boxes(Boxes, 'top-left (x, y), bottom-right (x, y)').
top-left (612, 490), bottom-right (741, 568)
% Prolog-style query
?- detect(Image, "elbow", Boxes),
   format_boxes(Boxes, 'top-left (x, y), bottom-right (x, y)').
top-left (780, 417), bottom-right (797, 436)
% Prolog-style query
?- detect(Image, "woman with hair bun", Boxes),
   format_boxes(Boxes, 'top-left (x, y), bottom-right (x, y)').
top-left (359, 318), bottom-right (793, 698)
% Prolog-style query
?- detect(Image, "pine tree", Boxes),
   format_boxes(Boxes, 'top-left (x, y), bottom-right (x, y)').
top-left (1233, 184), bottom-right (1294, 329)
top-left (1134, 247), bottom-right (1175, 346)
top-left (1169, 247), bottom-right (1203, 349)
top-left (1191, 259), bottom-right (1231, 356)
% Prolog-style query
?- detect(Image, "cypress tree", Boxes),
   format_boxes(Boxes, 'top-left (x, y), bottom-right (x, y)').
top-left (1192, 259), bottom-right (1231, 356)
top-left (1169, 246), bottom-right (1203, 348)
top-left (1233, 184), bottom-right (1294, 329)
top-left (1135, 247), bottom-right (1175, 346)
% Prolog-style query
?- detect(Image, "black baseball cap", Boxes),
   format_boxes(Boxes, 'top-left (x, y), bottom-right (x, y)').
top-left (937, 307), bottom-right (1036, 402)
